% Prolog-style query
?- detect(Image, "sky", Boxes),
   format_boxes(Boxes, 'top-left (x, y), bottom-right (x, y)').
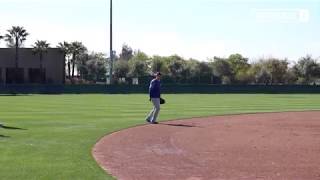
top-left (0, 0), bottom-right (319, 62)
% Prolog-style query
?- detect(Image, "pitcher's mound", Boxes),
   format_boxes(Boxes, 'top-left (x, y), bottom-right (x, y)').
top-left (93, 111), bottom-right (320, 180)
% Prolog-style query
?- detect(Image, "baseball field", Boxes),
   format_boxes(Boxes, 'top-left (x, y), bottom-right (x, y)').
top-left (1, 94), bottom-right (320, 180)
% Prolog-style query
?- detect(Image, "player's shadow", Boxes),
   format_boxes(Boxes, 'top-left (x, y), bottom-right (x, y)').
top-left (160, 123), bottom-right (198, 128)
top-left (1, 124), bottom-right (26, 138)
top-left (0, 135), bottom-right (10, 138)
top-left (1, 125), bottom-right (27, 130)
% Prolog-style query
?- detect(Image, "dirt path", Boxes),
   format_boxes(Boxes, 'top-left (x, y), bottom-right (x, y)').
top-left (93, 111), bottom-right (320, 180)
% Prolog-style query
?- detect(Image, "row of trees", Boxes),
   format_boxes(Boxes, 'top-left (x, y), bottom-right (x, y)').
top-left (1, 26), bottom-right (320, 85)
top-left (112, 45), bottom-right (320, 85)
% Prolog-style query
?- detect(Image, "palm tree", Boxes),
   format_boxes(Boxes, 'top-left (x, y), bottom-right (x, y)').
top-left (0, 28), bottom-right (3, 40)
top-left (32, 40), bottom-right (50, 69)
top-left (69, 42), bottom-right (87, 78)
top-left (57, 41), bottom-right (71, 80)
top-left (32, 40), bottom-right (50, 83)
top-left (4, 26), bottom-right (29, 69)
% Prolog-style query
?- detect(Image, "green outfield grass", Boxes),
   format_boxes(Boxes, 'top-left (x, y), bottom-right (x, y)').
top-left (1, 94), bottom-right (320, 180)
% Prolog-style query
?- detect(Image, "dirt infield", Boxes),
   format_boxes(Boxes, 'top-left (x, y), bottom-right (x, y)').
top-left (93, 111), bottom-right (320, 180)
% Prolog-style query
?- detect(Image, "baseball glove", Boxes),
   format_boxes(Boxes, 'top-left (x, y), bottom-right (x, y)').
top-left (160, 97), bottom-right (166, 104)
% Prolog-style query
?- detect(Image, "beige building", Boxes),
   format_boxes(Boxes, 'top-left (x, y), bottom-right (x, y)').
top-left (0, 48), bottom-right (64, 84)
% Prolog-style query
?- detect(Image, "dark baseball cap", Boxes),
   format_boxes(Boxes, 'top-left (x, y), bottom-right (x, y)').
top-left (155, 72), bottom-right (162, 76)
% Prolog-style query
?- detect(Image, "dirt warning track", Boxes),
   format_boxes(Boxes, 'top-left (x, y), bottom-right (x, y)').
top-left (93, 111), bottom-right (320, 180)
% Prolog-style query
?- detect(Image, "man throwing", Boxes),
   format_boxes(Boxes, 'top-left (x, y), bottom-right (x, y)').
top-left (146, 72), bottom-right (162, 124)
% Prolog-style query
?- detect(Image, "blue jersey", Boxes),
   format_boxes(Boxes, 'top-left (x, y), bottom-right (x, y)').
top-left (149, 79), bottom-right (161, 98)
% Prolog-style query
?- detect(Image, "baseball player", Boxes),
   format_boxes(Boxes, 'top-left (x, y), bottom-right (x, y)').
top-left (146, 72), bottom-right (162, 124)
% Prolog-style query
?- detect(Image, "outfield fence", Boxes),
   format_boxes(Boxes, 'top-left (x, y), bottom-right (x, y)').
top-left (1, 84), bottom-right (320, 94)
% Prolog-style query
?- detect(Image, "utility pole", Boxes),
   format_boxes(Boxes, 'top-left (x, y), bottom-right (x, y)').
top-left (108, 0), bottom-right (113, 84)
